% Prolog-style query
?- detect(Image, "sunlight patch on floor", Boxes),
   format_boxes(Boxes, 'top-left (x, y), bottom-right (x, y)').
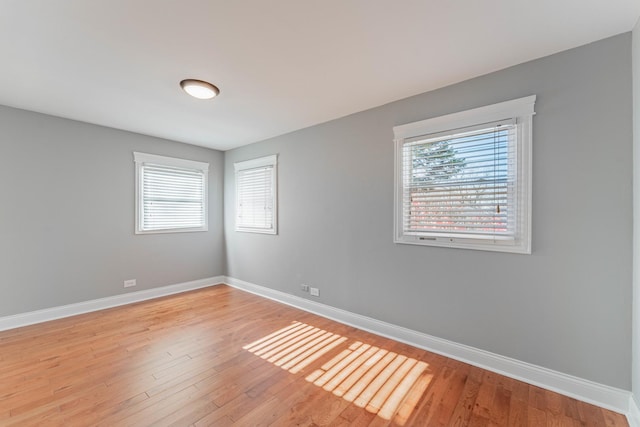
top-left (243, 321), bottom-right (347, 374)
top-left (243, 321), bottom-right (433, 424)
top-left (305, 341), bottom-right (431, 424)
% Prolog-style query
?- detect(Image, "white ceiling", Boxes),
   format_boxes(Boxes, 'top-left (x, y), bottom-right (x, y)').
top-left (1, 1), bottom-right (639, 151)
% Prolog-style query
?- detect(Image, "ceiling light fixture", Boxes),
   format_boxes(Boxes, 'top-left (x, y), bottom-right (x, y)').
top-left (180, 79), bottom-right (220, 100)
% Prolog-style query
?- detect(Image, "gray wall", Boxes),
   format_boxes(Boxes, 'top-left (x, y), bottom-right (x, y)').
top-left (0, 106), bottom-right (224, 316)
top-left (633, 18), bottom-right (640, 405)
top-left (224, 34), bottom-right (633, 389)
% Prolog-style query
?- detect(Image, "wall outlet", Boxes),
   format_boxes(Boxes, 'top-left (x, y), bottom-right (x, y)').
top-left (300, 284), bottom-right (309, 292)
top-left (310, 287), bottom-right (320, 297)
top-left (124, 279), bottom-right (136, 288)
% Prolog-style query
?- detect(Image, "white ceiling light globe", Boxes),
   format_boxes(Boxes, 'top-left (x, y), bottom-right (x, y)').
top-left (180, 79), bottom-right (220, 100)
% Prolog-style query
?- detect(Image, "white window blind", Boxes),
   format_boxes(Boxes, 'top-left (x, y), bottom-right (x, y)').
top-left (134, 152), bottom-right (208, 234)
top-left (402, 120), bottom-right (516, 239)
top-left (394, 96), bottom-right (535, 253)
top-left (235, 155), bottom-right (277, 234)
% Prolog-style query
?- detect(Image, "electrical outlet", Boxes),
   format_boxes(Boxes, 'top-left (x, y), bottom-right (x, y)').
top-left (310, 287), bottom-right (320, 297)
top-left (124, 279), bottom-right (136, 288)
top-left (300, 284), bottom-right (309, 292)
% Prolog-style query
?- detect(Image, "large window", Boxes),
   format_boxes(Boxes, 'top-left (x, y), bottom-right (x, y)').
top-left (235, 155), bottom-right (278, 234)
top-left (134, 152), bottom-right (208, 234)
top-left (393, 96), bottom-right (535, 253)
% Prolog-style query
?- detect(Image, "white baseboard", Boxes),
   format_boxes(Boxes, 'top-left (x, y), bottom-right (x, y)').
top-left (224, 276), bottom-right (634, 419)
top-left (0, 276), bottom-right (224, 332)
top-left (629, 395), bottom-right (640, 427)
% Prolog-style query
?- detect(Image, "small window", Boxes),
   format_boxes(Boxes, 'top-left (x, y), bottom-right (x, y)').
top-left (393, 96), bottom-right (535, 253)
top-left (134, 152), bottom-right (208, 234)
top-left (235, 155), bottom-right (278, 234)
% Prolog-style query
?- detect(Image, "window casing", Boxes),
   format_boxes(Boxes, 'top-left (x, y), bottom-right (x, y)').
top-left (134, 152), bottom-right (208, 234)
top-left (235, 155), bottom-right (278, 234)
top-left (393, 96), bottom-right (535, 253)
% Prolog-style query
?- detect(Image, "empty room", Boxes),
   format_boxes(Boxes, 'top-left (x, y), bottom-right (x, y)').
top-left (1, 1), bottom-right (640, 426)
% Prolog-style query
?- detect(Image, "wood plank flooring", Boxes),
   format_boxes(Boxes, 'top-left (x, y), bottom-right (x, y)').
top-left (0, 285), bottom-right (628, 426)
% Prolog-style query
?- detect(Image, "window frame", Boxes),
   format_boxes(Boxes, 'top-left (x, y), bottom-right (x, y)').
top-left (234, 154), bottom-right (278, 235)
top-left (393, 95), bottom-right (536, 253)
top-left (134, 152), bottom-right (209, 235)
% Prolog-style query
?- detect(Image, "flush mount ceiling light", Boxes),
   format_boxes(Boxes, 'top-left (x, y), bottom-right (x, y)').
top-left (180, 79), bottom-right (220, 100)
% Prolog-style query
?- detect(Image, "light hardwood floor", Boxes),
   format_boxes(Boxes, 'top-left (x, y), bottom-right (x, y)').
top-left (0, 285), bottom-right (629, 426)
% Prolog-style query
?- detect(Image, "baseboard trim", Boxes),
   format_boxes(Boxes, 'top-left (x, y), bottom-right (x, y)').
top-left (629, 395), bottom-right (640, 427)
top-left (0, 276), bottom-right (224, 332)
top-left (224, 276), bottom-right (633, 418)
